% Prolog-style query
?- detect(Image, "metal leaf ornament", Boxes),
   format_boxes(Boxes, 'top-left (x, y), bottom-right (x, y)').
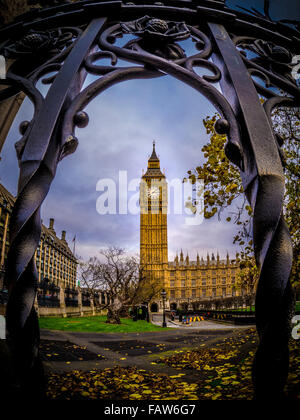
top-left (120, 16), bottom-right (190, 59)
top-left (3, 29), bottom-right (72, 58)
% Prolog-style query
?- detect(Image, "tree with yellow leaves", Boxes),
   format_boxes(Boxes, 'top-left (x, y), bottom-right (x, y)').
top-left (186, 106), bottom-right (299, 295)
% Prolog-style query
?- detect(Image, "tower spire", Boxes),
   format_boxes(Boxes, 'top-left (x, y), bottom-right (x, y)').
top-left (149, 140), bottom-right (159, 161)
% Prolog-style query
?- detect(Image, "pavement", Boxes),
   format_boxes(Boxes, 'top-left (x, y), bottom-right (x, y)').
top-left (40, 319), bottom-right (254, 381)
top-left (0, 313), bottom-right (255, 383)
top-left (151, 315), bottom-right (244, 330)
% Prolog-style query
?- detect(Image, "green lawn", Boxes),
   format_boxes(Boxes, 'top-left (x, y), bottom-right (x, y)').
top-left (39, 316), bottom-right (167, 333)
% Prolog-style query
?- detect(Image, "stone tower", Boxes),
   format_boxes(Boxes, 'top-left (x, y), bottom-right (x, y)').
top-left (140, 141), bottom-right (168, 284)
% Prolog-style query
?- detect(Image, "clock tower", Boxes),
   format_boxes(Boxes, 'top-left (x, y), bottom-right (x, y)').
top-left (140, 142), bottom-right (168, 283)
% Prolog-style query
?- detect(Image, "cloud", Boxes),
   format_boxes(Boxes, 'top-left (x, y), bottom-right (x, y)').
top-left (1, 60), bottom-right (241, 263)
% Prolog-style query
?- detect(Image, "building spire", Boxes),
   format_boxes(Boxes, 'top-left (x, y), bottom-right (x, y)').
top-left (149, 140), bottom-right (159, 161)
top-left (185, 253), bottom-right (189, 265)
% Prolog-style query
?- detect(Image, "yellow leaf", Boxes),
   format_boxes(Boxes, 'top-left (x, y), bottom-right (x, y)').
top-left (81, 391), bottom-right (90, 397)
top-left (129, 394), bottom-right (142, 399)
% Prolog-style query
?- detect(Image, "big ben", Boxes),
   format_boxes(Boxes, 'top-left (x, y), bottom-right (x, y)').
top-left (140, 141), bottom-right (168, 286)
top-left (139, 142), bottom-right (242, 311)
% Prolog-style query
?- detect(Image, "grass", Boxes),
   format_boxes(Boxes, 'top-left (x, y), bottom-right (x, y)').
top-left (39, 316), bottom-right (168, 333)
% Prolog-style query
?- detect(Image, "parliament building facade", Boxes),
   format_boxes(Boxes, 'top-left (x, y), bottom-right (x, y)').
top-left (0, 183), bottom-right (110, 317)
top-left (140, 143), bottom-right (244, 311)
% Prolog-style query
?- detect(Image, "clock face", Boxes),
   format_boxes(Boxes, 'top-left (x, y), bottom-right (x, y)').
top-left (147, 186), bottom-right (160, 199)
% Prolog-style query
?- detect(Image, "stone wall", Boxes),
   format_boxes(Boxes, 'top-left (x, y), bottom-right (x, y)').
top-left (0, 288), bottom-right (109, 318)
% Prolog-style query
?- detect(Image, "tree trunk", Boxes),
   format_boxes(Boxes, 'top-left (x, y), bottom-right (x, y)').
top-left (106, 307), bottom-right (121, 324)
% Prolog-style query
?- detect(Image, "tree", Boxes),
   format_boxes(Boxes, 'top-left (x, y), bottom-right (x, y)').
top-left (186, 106), bottom-right (299, 292)
top-left (79, 246), bottom-right (162, 324)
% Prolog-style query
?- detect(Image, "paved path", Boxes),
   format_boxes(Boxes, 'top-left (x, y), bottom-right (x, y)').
top-left (151, 314), bottom-right (245, 330)
top-left (40, 323), bottom-right (253, 381)
top-left (0, 313), bottom-right (254, 382)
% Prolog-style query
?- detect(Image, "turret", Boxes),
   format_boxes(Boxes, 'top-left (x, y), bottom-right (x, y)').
top-left (180, 249), bottom-right (184, 262)
top-left (185, 253), bottom-right (189, 265)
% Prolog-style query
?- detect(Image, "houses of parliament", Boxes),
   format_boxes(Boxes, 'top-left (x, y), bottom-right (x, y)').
top-left (140, 142), bottom-right (242, 311)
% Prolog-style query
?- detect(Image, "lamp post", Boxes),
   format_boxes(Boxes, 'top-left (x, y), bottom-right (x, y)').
top-left (161, 289), bottom-right (167, 328)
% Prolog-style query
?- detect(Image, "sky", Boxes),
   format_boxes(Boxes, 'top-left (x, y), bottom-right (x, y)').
top-left (0, 0), bottom-right (299, 263)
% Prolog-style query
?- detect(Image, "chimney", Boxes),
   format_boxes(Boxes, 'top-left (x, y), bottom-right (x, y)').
top-left (61, 231), bottom-right (66, 241)
top-left (49, 218), bottom-right (54, 230)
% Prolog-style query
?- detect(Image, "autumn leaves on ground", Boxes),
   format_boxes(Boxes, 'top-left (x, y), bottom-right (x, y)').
top-left (44, 328), bottom-right (300, 400)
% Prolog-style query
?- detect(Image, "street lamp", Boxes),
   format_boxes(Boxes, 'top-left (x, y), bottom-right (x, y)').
top-left (161, 289), bottom-right (167, 328)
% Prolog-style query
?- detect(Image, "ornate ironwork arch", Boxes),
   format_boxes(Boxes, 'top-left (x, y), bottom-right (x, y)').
top-left (0, 0), bottom-right (299, 400)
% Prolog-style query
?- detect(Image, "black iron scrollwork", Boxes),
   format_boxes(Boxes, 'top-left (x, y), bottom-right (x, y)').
top-left (232, 35), bottom-right (300, 99)
top-left (226, 26), bottom-right (299, 400)
top-left (4, 28), bottom-right (73, 58)
top-left (120, 15), bottom-right (190, 59)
